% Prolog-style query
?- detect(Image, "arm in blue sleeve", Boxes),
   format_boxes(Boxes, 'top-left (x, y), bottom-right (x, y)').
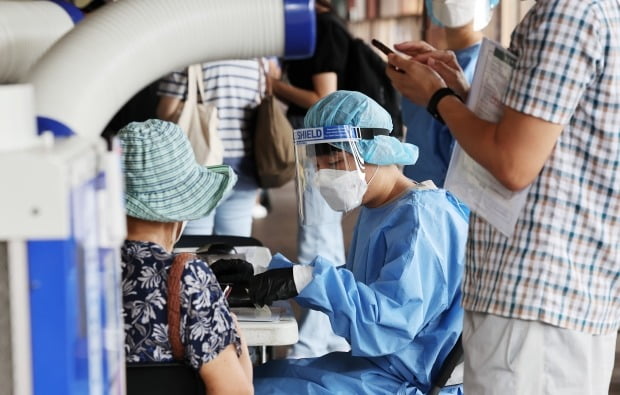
top-left (295, 240), bottom-right (449, 357)
top-left (296, 191), bottom-right (468, 358)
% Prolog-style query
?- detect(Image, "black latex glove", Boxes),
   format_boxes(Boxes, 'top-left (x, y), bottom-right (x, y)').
top-left (248, 267), bottom-right (297, 306)
top-left (209, 259), bottom-right (254, 284)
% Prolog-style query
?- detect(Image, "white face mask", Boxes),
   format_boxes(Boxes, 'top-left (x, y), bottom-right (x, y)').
top-left (429, 0), bottom-right (492, 31)
top-left (174, 221), bottom-right (187, 244)
top-left (316, 169), bottom-right (367, 212)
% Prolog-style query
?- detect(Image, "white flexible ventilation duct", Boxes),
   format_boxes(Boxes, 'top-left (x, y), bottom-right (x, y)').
top-left (0, 1), bottom-right (80, 83)
top-left (24, 0), bottom-right (315, 139)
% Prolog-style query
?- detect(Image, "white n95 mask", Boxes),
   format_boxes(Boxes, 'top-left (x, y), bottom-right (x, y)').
top-left (316, 169), bottom-right (367, 212)
top-left (175, 221), bottom-right (188, 244)
top-left (428, 0), bottom-right (493, 31)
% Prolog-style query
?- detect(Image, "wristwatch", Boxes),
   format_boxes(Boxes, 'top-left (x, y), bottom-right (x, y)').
top-left (426, 87), bottom-right (462, 125)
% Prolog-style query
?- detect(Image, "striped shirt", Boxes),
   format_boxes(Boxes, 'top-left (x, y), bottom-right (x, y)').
top-left (461, 0), bottom-right (620, 335)
top-left (158, 60), bottom-right (267, 184)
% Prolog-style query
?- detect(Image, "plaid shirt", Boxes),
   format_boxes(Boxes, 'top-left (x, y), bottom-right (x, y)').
top-left (462, 0), bottom-right (620, 335)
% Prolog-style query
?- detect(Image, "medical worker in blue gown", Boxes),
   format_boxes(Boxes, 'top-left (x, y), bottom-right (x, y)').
top-left (249, 90), bottom-right (468, 395)
top-left (402, 0), bottom-right (498, 187)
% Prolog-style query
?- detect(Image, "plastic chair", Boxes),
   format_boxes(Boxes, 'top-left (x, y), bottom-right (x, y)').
top-left (125, 362), bottom-right (205, 395)
top-left (428, 334), bottom-right (464, 395)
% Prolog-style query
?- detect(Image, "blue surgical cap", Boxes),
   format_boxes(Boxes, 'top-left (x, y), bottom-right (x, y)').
top-left (304, 91), bottom-right (418, 166)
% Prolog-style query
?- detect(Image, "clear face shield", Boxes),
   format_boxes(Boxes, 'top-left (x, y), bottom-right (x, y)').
top-left (293, 125), bottom-right (388, 226)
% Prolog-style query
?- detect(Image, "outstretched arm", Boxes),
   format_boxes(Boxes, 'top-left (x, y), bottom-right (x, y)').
top-left (270, 71), bottom-right (337, 110)
top-left (387, 50), bottom-right (562, 191)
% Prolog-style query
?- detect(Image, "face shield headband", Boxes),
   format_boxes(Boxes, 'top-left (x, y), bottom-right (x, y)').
top-left (293, 125), bottom-right (389, 225)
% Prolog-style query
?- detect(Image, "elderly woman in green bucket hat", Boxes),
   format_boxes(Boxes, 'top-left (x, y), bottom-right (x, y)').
top-left (118, 119), bottom-right (253, 394)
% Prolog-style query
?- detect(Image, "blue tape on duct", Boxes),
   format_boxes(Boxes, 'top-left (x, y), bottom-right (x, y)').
top-left (48, 0), bottom-right (85, 24)
top-left (283, 0), bottom-right (316, 59)
top-left (38, 116), bottom-right (75, 137)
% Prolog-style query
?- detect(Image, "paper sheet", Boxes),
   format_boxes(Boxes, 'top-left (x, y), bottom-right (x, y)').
top-left (444, 38), bottom-right (530, 238)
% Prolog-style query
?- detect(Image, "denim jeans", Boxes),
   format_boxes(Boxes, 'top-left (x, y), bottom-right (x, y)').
top-left (184, 187), bottom-right (258, 237)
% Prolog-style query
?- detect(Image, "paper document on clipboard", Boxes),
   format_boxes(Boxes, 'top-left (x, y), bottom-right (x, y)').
top-left (444, 38), bottom-right (530, 238)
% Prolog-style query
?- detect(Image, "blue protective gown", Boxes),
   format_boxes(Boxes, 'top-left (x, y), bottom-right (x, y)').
top-left (402, 43), bottom-right (481, 187)
top-left (254, 187), bottom-right (469, 394)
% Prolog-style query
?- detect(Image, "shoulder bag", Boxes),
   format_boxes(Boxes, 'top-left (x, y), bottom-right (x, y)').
top-left (171, 64), bottom-right (224, 166)
top-left (167, 252), bottom-right (196, 361)
top-left (253, 60), bottom-right (296, 188)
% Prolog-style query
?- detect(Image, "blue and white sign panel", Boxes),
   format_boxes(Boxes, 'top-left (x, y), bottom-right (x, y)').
top-left (293, 125), bottom-right (362, 145)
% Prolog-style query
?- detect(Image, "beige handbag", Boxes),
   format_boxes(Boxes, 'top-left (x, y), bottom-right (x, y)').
top-left (172, 64), bottom-right (224, 166)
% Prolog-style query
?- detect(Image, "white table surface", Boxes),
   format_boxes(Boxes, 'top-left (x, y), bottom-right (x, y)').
top-left (238, 313), bottom-right (299, 347)
top-left (234, 301), bottom-right (299, 347)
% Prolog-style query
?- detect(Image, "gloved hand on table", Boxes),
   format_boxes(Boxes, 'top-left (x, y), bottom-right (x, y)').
top-left (248, 267), bottom-right (298, 306)
top-left (209, 258), bottom-right (254, 285)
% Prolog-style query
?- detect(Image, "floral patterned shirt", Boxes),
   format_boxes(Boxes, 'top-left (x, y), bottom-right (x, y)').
top-left (122, 240), bottom-right (240, 369)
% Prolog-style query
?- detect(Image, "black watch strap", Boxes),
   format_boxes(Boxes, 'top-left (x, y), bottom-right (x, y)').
top-left (426, 87), bottom-right (462, 125)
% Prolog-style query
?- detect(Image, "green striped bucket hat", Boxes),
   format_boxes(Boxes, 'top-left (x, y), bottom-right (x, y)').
top-left (118, 119), bottom-right (237, 222)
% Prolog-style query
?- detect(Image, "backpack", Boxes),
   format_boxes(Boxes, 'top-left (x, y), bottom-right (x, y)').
top-left (341, 37), bottom-right (404, 139)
